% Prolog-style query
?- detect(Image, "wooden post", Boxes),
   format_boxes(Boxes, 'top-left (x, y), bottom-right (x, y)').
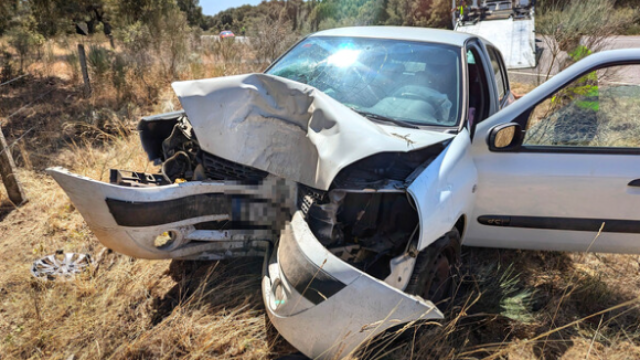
top-left (77, 44), bottom-right (91, 97)
top-left (0, 125), bottom-right (26, 205)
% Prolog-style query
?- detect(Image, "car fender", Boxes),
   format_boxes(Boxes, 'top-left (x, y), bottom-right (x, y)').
top-left (408, 128), bottom-right (477, 250)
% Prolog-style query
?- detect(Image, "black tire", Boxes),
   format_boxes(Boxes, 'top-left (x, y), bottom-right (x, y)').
top-left (405, 229), bottom-right (461, 306)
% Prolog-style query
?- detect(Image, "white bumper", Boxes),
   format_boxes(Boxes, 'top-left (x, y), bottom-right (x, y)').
top-left (262, 212), bottom-right (442, 359)
top-left (47, 167), bottom-right (291, 260)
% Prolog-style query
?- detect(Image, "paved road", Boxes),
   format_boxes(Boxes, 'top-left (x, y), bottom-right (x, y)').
top-left (508, 35), bottom-right (640, 85)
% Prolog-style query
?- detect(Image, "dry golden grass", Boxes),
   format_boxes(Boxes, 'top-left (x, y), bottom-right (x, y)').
top-left (0, 128), bottom-right (282, 360)
top-left (0, 53), bottom-right (639, 360)
top-left (511, 82), bottom-right (537, 98)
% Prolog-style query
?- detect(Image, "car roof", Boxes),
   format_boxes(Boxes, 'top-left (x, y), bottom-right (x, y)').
top-left (308, 26), bottom-right (477, 47)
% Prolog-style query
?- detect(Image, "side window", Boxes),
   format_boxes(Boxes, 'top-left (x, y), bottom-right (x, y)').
top-left (488, 48), bottom-right (507, 101)
top-left (467, 46), bottom-right (491, 131)
top-left (523, 64), bottom-right (640, 149)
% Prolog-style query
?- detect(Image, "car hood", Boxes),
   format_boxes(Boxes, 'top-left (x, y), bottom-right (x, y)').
top-left (172, 73), bottom-right (454, 190)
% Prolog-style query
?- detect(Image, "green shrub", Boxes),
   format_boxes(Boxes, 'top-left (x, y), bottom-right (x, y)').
top-left (64, 52), bottom-right (80, 83)
top-left (112, 53), bottom-right (131, 103)
top-left (87, 44), bottom-right (111, 79)
top-left (6, 25), bottom-right (44, 71)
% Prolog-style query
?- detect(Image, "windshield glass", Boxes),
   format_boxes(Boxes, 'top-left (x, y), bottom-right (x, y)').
top-left (266, 36), bottom-right (462, 127)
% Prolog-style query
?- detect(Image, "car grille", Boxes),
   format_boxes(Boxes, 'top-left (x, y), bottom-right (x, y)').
top-left (298, 185), bottom-right (325, 216)
top-left (201, 152), bottom-right (269, 183)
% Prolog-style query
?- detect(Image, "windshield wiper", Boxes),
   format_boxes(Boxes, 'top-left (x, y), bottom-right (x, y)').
top-left (353, 110), bottom-right (419, 129)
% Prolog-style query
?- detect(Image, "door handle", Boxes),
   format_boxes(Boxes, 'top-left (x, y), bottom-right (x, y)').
top-left (629, 179), bottom-right (640, 187)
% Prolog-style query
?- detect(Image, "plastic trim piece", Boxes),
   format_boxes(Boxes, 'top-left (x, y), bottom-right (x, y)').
top-left (279, 222), bottom-right (346, 304)
top-left (478, 215), bottom-right (640, 234)
top-left (106, 193), bottom-right (232, 227)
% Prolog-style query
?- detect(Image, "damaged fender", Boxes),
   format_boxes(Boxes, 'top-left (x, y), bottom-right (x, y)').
top-left (408, 128), bottom-right (477, 250)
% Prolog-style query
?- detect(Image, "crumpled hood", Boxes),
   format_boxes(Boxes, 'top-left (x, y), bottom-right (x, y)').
top-left (172, 73), bottom-right (454, 190)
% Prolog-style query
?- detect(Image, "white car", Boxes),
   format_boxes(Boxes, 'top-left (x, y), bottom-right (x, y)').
top-left (48, 27), bottom-right (640, 359)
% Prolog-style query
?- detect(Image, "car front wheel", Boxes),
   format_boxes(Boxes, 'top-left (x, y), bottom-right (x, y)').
top-left (405, 229), bottom-right (461, 305)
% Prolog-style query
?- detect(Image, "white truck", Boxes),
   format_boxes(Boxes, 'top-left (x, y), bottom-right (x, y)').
top-left (455, 0), bottom-right (537, 69)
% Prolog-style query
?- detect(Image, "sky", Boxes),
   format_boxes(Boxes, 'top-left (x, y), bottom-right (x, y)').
top-left (200, 0), bottom-right (264, 16)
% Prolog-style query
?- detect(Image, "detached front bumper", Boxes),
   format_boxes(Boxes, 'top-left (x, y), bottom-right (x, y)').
top-left (50, 167), bottom-right (443, 359)
top-left (262, 211), bottom-right (443, 360)
top-left (47, 167), bottom-right (293, 260)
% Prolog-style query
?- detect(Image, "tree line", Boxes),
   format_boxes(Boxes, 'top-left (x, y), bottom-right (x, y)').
top-left (207, 0), bottom-right (453, 35)
top-left (0, 0), bottom-right (206, 38)
top-left (206, 0), bottom-right (640, 35)
top-left (2, 0), bottom-right (638, 41)
top-left (0, 0), bottom-right (453, 40)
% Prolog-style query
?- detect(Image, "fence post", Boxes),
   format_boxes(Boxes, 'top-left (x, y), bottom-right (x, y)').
top-left (77, 44), bottom-right (91, 97)
top-left (0, 123), bottom-right (26, 205)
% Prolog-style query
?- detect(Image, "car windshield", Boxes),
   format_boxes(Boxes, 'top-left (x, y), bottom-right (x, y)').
top-left (267, 36), bottom-right (462, 127)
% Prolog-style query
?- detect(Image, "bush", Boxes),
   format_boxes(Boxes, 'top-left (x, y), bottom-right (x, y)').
top-left (536, 0), bottom-right (639, 81)
top-left (6, 25), bottom-right (44, 71)
top-left (0, 48), bottom-right (15, 82)
top-left (112, 53), bottom-right (131, 104)
top-left (87, 44), bottom-right (111, 79)
top-left (250, 15), bottom-right (299, 65)
top-left (64, 52), bottom-right (80, 83)
top-left (212, 38), bottom-right (241, 64)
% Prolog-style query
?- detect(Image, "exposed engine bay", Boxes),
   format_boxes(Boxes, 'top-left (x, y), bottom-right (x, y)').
top-left (48, 73), bottom-right (468, 360)
top-left (130, 111), bottom-right (447, 281)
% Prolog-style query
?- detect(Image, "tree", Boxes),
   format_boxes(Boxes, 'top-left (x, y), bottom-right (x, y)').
top-left (537, 0), bottom-right (638, 82)
top-left (177, 0), bottom-right (205, 28)
top-left (7, 20), bottom-right (44, 71)
top-left (0, 0), bottom-right (19, 35)
top-left (410, 0), bottom-right (450, 28)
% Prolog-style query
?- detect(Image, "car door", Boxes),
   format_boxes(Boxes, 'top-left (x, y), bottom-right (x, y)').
top-left (465, 49), bottom-right (640, 254)
top-left (486, 45), bottom-right (516, 109)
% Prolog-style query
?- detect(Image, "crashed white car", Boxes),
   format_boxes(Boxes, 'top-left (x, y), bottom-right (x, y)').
top-left (49, 27), bottom-right (640, 359)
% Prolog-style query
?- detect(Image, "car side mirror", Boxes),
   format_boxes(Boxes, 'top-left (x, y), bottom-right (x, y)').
top-left (488, 123), bottom-right (523, 151)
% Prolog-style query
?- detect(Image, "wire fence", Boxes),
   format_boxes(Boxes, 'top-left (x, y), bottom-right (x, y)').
top-left (0, 76), bottom-right (54, 158)
top-left (0, 74), bottom-right (29, 87)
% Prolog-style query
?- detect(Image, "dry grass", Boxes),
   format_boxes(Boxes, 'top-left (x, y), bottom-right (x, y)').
top-left (0, 108), bottom-right (278, 358)
top-left (353, 248), bottom-right (640, 360)
top-left (0, 46), bottom-right (639, 360)
top-left (511, 82), bottom-right (537, 98)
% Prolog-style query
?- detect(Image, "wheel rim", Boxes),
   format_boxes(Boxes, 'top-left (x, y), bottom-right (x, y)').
top-left (31, 253), bottom-right (93, 281)
top-left (423, 252), bottom-right (452, 303)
